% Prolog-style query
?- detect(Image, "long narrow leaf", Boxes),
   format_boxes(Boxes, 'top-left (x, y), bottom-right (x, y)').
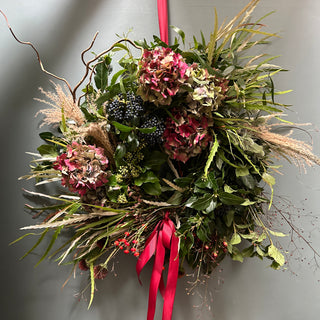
top-left (204, 134), bottom-right (219, 178)
top-left (20, 229), bottom-right (49, 260)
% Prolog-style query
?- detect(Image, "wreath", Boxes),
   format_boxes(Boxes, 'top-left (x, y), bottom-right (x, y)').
top-left (3, 1), bottom-right (320, 319)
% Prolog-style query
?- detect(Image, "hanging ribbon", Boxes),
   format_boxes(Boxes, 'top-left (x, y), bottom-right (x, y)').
top-left (157, 0), bottom-right (169, 44)
top-left (136, 212), bottom-right (179, 320)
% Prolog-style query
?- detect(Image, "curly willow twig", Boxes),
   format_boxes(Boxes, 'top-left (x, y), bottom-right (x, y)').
top-left (72, 38), bottom-right (144, 103)
top-left (0, 9), bottom-right (73, 97)
top-left (1, 10), bottom-right (144, 105)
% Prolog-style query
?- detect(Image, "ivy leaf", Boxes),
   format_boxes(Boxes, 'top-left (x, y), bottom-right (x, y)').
top-left (224, 185), bottom-right (236, 193)
top-left (256, 245), bottom-right (265, 257)
top-left (242, 245), bottom-right (255, 257)
top-left (235, 166), bottom-right (249, 177)
top-left (167, 191), bottom-right (183, 205)
top-left (241, 199), bottom-right (256, 206)
top-left (189, 194), bottom-right (214, 211)
top-left (205, 199), bottom-right (217, 214)
top-left (268, 230), bottom-right (287, 237)
top-left (268, 244), bottom-right (285, 266)
top-left (134, 171), bottom-right (159, 186)
top-left (262, 172), bottom-right (275, 186)
top-left (196, 227), bottom-right (208, 242)
top-left (224, 210), bottom-right (235, 227)
top-left (240, 174), bottom-right (256, 189)
top-left (111, 121), bottom-right (134, 132)
top-left (39, 132), bottom-right (54, 141)
top-left (114, 144), bottom-right (126, 163)
top-left (257, 233), bottom-right (267, 243)
top-left (207, 171), bottom-right (218, 191)
top-left (144, 151), bottom-right (167, 170)
top-left (185, 196), bottom-right (198, 208)
top-left (143, 182), bottom-right (162, 196)
top-left (138, 126), bottom-right (156, 134)
top-left (219, 192), bottom-right (244, 205)
top-left (230, 233), bottom-right (241, 245)
top-left (37, 145), bottom-right (58, 157)
top-left (231, 247), bottom-right (244, 262)
top-left (174, 176), bottom-right (193, 188)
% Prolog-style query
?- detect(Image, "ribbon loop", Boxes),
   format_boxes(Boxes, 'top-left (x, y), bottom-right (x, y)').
top-left (137, 213), bottom-right (179, 320)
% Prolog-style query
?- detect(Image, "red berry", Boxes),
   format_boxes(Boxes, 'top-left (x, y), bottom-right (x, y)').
top-left (124, 231), bottom-right (130, 236)
top-left (223, 241), bottom-right (228, 247)
top-left (78, 259), bottom-right (89, 271)
top-left (134, 252), bottom-right (140, 257)
top-left (114, 240), bottom-right (119, 246)
top-left (93, 265), bottom-right (108, 280)
top-left (132, 240), bottom-right (138, 244)
top-left (131, 248), bottom-right (136, 252)
top-left (119, 246), bottom-right (123, 250)
top-left (123, 249), bottom-right (130, 254)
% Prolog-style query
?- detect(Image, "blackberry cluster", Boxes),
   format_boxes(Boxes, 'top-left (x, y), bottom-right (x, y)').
top-left (139, 115), bottom-right (165, 145)
top-left (105, 93), bottom-right (144, 123)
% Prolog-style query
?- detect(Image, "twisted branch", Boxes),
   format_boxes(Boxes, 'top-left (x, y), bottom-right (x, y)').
top-left (0, 10), bottom-right (73, 96)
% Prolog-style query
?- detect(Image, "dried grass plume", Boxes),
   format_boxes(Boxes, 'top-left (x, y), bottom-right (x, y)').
top-left (35, 81), bottom-right (85, 127)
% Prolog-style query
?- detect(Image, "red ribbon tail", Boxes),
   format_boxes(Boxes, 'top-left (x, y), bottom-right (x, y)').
top-left (147, 231), bottom-right (165, 320)
top-left (136, 216), bottom-right (179, 320)
top-left (157, 0), bottom-right (169, 44)
top-left (136, 224), bottom-right (159, 285)
top-left (162, 234), bottom-right (179, 320)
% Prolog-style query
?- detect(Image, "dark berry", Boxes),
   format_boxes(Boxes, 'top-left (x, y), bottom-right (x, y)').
top-left (139, 115), bottom-right (165, 145)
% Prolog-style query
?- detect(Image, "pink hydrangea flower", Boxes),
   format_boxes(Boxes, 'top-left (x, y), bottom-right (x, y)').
top-left (53, 142), bottom-right (109, 196)
top-left (137, 47), bottom-right (192, 106)
top-left (163, 110), bottom-right (212, 163)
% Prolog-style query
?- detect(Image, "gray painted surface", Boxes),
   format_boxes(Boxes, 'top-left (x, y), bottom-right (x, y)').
top-left (0, 0), bottom-right (319, 319)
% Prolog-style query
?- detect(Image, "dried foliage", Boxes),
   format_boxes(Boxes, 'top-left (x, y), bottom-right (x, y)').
top-left (35, 82), bottom-right (85, 127)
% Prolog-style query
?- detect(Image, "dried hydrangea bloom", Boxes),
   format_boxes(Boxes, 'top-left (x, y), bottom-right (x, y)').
top-left (137, 47), bottom-right (191, 106)
top-left (186, 67), bottom-right (229, 117)
top-left (53, 142), bottom-right (109, 196)
top-left (163, 109), bottom-right (212, 163)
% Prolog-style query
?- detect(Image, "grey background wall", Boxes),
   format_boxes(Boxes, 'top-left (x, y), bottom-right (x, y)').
top-left (0, 0), bottom-right (319, 319)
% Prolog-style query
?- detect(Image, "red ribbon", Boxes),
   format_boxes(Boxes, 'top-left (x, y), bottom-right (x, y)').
top-left (136, 213), bottom-right (179, 320)
top-left (157, 0), bottom-right (169, 44)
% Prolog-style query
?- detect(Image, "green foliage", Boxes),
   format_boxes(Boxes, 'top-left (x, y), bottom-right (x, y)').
top-left (17, 1), bottom-right (313, 307)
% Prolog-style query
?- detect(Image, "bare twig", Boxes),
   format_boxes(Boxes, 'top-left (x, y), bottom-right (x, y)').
top-left (72, 38), bottom-right (143, 100)
top-left (81, 32), bottom-right (99, 67)
top-left (0, 10), bottom-right (73, 98)
top-left (272, 203), bottom-right (320, 259)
